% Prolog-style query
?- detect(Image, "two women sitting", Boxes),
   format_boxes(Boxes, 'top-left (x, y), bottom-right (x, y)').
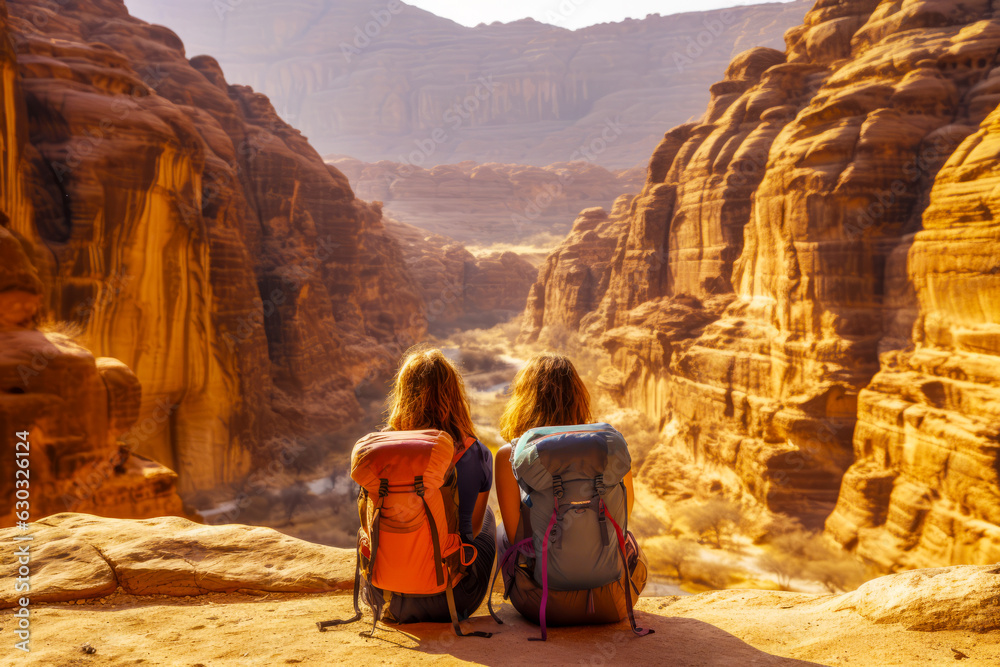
top-left (329, 347), bottom-right (649, 640)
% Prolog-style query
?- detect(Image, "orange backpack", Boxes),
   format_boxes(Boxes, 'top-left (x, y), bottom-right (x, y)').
top-left (317, 430), bottom-right (492, 637)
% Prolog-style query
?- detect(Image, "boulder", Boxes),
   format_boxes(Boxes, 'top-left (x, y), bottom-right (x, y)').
top-left (0, 513), bottom-right (355, 608)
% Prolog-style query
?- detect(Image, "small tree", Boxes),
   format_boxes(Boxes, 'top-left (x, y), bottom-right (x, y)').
top-left (763, 528), bottom-right (869, 592)
top-left (647, 537), bottom-right (697, 580)
top-left (808, 558), bottom-right (868, 593)
top-left (688, 559), bottom-right (736, 590)
top-left (761, 551), bottom-right (797, 590)
top-left (685, 497), bottom-right (742, 548)
top-left (280, 481), bottom-right (311, 524)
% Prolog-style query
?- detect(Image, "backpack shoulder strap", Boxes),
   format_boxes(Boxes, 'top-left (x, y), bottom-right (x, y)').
top-left (451, 435), bottom-right (476, 467)
top-left (418, 471), bottom-right (491, 638)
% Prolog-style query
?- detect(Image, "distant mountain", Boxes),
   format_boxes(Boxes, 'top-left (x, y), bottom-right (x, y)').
top-left (330, 157), bottom-right (645, 244)
top-left (123, 0), bottom-right (810, 168)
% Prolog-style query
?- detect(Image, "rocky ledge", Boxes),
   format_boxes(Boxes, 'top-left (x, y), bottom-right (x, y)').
top-left (1, 514), bottom-right (997, 665)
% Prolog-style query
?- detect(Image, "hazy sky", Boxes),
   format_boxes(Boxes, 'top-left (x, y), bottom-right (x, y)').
top-left (407, 0), bottom-right (796, 30)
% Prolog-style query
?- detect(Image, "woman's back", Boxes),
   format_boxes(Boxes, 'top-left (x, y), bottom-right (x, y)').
top-left (491, 353), bottom-right (650, 640)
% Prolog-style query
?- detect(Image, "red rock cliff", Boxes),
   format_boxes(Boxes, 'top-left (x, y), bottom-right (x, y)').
top-left (0, 0), bottom-right (424, 510)
top-left (521, 0), bottom-right (1000, 569)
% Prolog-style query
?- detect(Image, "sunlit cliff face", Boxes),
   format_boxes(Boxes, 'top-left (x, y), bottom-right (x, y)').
top-left (0, 0), bottom-right (426, 508)
top-left (518, 0), bottom-right (1000, 570)
top-left (0, 226), bottom-right (185, 523)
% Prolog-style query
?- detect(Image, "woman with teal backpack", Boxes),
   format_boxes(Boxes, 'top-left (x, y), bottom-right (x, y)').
top-left (491, 353), bottom-right (652, 640)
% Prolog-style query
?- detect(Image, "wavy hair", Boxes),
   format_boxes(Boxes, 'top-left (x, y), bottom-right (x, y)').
top-left (383, 346), bottom-right (477, 447)
top-left (498, 353), bottom-right (592, 442)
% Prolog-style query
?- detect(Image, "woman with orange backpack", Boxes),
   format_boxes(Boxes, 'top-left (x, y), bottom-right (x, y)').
top-left (490, 353), bottom-right (652, 640)
top-left (321, 346), bottom-right (496, 637)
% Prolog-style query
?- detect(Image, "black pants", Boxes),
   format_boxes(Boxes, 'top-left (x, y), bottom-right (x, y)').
top-left (378, 508), bottom-right (497, 623)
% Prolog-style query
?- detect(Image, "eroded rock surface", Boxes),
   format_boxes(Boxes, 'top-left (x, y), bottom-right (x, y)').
top-left (0, 513), bottom-right (354, 607)
top-left (0, 0), bottom-right (424, 507)
top-left (824, 564), bottom-right (1000, 632)
top-left (0, 226), bottom-right (185, 523)
top-left (384, 217), bottom-right (537, 333)
top-left (826, 94), bottom-right (1000, 571)
top-left (520, 0), bottom-right (1000, 568)
top-left (1, 514), bottom-right (997, 666)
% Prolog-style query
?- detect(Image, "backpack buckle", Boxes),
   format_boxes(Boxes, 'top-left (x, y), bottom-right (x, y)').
top-left (552, 475), bottom-right (565, 499)
top-left (594, 474), bottom-right (606, 496)
top-left (414, 475), bottom-right (425, 497)
top-left (597, 499), bottom-right (610, 547)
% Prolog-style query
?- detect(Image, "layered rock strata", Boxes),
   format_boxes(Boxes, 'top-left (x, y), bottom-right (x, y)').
top-left (123, 0), bottom-right (811, 168)
top-left (0, 0), bottom-right (424, 509)
top-left (384, 217), bottom-right (537, 333)
top-left (825, 95), bottom-right (1000, 571)
top-left (521, 0), bottom-right (1000, 568)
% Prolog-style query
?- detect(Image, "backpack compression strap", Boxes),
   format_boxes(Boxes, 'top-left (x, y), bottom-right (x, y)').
top-left (486, 536), bottom-right (533, 623)
top-left (316, 481), bottom-right (389, 635)
top-left (601, 499), bottom-right (654, 637)
top-left (415, 476), bottom-right (445, 587)
top-left (528, 495), bottom-right (561, 642)
top-left (316, 550), bottom-right (363, 632)
top-left (368, 478), bottom-right (389, 575)
top-left (417, 476), bottom-right (492, 638)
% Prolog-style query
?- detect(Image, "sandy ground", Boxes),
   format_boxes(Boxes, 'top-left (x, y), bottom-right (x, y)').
top-left (3, 587), bottom-right (998, 666)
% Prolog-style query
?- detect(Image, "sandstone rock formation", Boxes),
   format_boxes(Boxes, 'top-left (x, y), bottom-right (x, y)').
top-left (0, 513), bottom-right (353, 607)
top-left (123, 0), bottom-right (811, 169)
top-left (521, 200), bottom-right (634, 338)
top-left (0, 0), bottom-right (424, 511)
top-left (384, 217), bottom-right (537, 333)
top-left (0, 228), bottom-right (185, 524)
top-left (825, 90), bottom-right (1000, 572)
top-left (1, 514), bottom-right (997, 665)
top-left (520, 0), bottom-right (1000, 570)
top-left (332, 157), bottom-right (645, 246)
top-left (822, 564), bottom-right (1000, 633)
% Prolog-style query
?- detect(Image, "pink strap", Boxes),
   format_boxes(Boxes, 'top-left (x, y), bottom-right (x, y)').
top-left (487, 537), bottom-right (534, 624)
top-left (531, 497), bottom-right (560, 642)
top-left (601, 500), bottom-right (653, 637)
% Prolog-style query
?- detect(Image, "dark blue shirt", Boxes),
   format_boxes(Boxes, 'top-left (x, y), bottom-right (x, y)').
top-left (456, 438), bottom-right (493, 541)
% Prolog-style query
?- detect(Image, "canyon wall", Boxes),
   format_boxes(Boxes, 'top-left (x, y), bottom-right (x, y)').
top-left (383, 217), bottom-right (537, 334)
top-left (825, 94), bottom-right (1000, 571)
top-left (522, 0), bottom-right (1000, 569)
top-left (0, 0), bottom-right (425, 514)
top-left (0, 227), bottom-right (186, 523)
top-left (122, 0), bottom-right (810, 169)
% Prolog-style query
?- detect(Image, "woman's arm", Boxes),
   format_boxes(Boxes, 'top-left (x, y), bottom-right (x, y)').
top-left (624, 469), bottom-right (635, 520)
top-left (495, 444), bottom-right (521, 540)
top-left (472, 490), bottom-right (489, 536)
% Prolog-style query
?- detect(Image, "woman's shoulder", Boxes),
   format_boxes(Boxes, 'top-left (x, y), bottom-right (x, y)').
top-left (463, 438), bottom-right (494, 471)
top-left (468, 437), bottom-right (493, 460)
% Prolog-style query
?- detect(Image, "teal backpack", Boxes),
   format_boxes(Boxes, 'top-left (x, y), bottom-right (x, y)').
top-left (488, 423), bottom-right (653, 640)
